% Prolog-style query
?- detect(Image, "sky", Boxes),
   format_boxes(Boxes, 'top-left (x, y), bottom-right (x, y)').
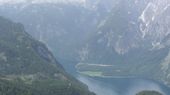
top-left (0, 0), bottom-right (86, 4)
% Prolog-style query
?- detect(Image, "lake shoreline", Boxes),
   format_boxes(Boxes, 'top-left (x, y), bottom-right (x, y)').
top-left (77, 75), bottom-right (170, 95)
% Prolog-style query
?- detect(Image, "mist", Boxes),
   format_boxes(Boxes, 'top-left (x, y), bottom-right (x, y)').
top-left (0, 0), bottom-right (170, 95)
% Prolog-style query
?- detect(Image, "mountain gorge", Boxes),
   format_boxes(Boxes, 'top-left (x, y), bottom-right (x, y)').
top-left (1, 0), bottom-right (170, 92)
top-left (0, 0), bottom-right (115, 63)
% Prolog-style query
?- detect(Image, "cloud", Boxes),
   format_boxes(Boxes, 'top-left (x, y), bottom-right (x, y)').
top-left (0, 0), bottom-right (25, 4)
top-left (0, 0), bottom-right (86, 5)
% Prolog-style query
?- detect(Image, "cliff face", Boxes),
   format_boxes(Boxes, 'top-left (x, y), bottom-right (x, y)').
top-left (77, 0), bottom-right (170, 87)
top-left (84, 0), bottom-right (170, 56)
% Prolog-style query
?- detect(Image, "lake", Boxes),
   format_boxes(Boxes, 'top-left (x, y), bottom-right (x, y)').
top-left (77, 75), bottom-right (170, 95)
top-left (60, 60), bottom-right (170, 95)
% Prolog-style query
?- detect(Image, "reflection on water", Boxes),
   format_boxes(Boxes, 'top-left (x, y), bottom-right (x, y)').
top-left (126, 79), bottom-right (165, 95)
top-left (77, 75), bottom-right (170, 95)
top-left (77, 75), bottom-right (118, 95)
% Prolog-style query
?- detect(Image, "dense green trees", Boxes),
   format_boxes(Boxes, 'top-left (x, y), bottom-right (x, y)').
top-left (0, 16), bottom-right (95, 95)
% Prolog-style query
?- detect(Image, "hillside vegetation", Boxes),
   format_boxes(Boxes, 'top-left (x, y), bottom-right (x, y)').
top-left (0, 16), bottom-right (95, 95)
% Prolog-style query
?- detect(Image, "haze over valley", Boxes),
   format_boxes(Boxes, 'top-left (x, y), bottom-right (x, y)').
top-left (0, 0), bottom-right (170, 95)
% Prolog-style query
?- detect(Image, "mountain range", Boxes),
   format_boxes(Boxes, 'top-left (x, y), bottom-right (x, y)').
top-left (0, 0), bottom-right (170, 88)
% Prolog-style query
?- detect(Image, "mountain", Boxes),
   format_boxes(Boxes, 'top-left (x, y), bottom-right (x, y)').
top-left (1, 0), bottom-right (170, 90)
top-left (80, 0), bottom-right (170, 58)
top-left (0, 16), bottom-right (95, 95)
top-left (0, 1), bottom-right (113, 63)
top-left (0, 0), bottom-right (116, 74)
top-left (77, 0), bottom-right (170, 87)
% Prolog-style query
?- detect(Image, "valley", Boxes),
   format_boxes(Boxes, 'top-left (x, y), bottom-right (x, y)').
top-left (0, 0), bottom-right (170, 95)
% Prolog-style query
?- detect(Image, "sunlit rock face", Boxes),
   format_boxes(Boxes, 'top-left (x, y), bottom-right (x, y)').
top-left (83, 0), bottom-right (149, 56)
top-left (81, 0), bottom-right (170, 56)
top-left (84, 0), bottom-right (170, 54)
top-left (139, 0), bottom-right (170, 49)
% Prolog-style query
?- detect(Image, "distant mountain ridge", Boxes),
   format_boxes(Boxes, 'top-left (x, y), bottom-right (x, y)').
top-left (0, 0), bottom-right (115, 11)
top-left (1, 0), bottom-right (170, 89)
top-left (0, 0), bottom-right (116, 63)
